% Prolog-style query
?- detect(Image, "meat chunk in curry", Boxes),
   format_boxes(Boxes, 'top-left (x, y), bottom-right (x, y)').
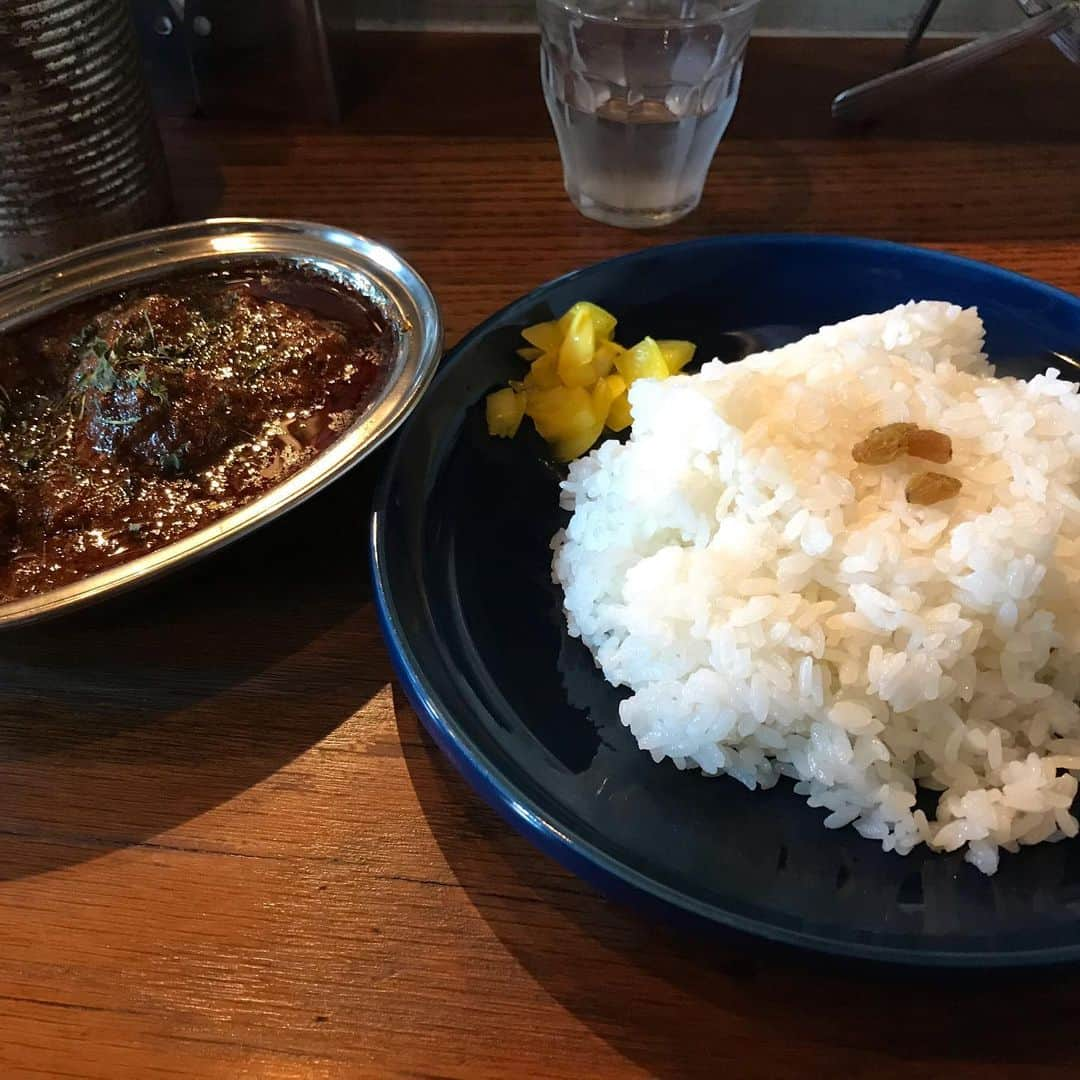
top-left (0, 267), bottom-right (391, 600)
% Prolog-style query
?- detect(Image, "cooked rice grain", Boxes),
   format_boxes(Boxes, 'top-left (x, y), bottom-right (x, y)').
top-left (552, 302), bottom-right (1080, 874)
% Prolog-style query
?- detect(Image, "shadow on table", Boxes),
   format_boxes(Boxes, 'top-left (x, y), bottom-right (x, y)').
top-left (0, 462), bottom-right (384, 882)
top-left (395, 689), bottom-right (1080, 1076)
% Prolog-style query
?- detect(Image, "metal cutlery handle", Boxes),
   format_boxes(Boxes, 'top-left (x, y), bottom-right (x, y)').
top-left (832, 1), bottom-right (1078, 122)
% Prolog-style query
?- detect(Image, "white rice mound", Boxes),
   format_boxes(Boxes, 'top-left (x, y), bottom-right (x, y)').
top-left (552, 301), bottom-right (1080, 874)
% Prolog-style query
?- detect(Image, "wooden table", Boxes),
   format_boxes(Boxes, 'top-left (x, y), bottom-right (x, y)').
top-left (3, 34), bottom-right (1080, 1078)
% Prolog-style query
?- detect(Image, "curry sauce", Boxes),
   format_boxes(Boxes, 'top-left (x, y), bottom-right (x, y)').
top-left (0, 266), bottom-right (391, 600)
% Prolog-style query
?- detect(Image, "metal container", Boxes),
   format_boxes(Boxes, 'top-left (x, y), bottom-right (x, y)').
top-left (0, 0), bottom-right (171, 274)
top-left (0, 217), bottom-right (443, 627)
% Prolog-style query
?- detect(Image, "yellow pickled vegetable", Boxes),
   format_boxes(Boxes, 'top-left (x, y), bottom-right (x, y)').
top-left (542, 382), bottom-right (607, 461)
top-left (484, 300), bottom-right (696, 459)
top-left (590, 375), bottom-right (616, 425)
top-left (607, 390), bottom-right (632, 432)
top-left (551, 418), bottom-right (605, 463)
top-left (524, 385), bottom-right (597, 442)
top-left (557, 301), bottom-right (617, 342)
top-left (602, 373), bottom-right (631, 432)
top-left (607, 396), bottom-right (632, 432)
top-left (657, 339), bottom-right (696, 373)
top-left (521, 320), bottom-right (563, 354)
top-left (523, 352), bottom-right (561, 390)
top-left (548, 376), bottom-right (620, 461)
top-left (593, 340), bottom-right (625, 378)
top-left (616, 336), bottom-right (668, 383)
top-left (604, 372), bottom-right (627, 399)
top-left (557, 305), bottom-right (597, 387)
top-left (485, 386), bottom-right (526, 438)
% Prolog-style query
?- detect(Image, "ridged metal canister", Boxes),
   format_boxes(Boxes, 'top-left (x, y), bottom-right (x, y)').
top-left (0, 0), bottom-right (171, 274)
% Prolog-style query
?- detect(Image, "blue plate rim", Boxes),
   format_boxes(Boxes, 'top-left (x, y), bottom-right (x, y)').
top-left (371, 233), bottom-right (1080, 967)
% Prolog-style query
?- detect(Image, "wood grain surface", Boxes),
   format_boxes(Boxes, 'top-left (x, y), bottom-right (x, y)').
top-left (3, 33), bottom-right (1080, 1079)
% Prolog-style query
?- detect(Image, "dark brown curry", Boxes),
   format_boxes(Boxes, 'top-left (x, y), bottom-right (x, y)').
top-left (0, 266), bottom-right (391, 600)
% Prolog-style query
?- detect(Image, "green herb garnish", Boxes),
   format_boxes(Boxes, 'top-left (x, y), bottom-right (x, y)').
top-left (69, 330), bottom-right (172, 418)
top-left (146, 373), bottom-right (169, 405)
top-left (87, 350), bottom-right (118, 393)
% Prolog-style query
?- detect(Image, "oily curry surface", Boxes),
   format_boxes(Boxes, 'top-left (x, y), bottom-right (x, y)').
top-left (0, 266), bottom-right (391, 600)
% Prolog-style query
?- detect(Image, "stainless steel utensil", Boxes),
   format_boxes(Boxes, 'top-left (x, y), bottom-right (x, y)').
top-left (1019, 0), bottom-right (1080, 62)
top-left (832, 1), bottom-right (1080, 123)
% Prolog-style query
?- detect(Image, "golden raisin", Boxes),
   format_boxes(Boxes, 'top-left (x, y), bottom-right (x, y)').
top-left (906, 472), bottom-right (961, 506)
top-left (852, 422), bottom-right (918, 465)
top-left (905, 427), bottom-right (952, 464)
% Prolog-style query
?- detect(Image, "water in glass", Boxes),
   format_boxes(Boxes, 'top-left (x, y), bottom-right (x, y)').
top-left (538, 0), bottom-right (759, 228)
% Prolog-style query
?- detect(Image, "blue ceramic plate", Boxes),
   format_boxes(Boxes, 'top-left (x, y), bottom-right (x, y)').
top-left (371, 235), bottom-right (1080, 966)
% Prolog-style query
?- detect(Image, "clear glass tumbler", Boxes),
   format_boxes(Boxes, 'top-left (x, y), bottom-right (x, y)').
top-left (538, 0), bottom-right (760, 229)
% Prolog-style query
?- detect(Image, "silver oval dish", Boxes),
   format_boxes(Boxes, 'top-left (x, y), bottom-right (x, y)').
top-left (0, 217), bottom-right (442, 627)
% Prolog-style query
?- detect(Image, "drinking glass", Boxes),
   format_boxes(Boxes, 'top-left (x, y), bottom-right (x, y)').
top-left (537, 0), bottom-right (760, 229)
